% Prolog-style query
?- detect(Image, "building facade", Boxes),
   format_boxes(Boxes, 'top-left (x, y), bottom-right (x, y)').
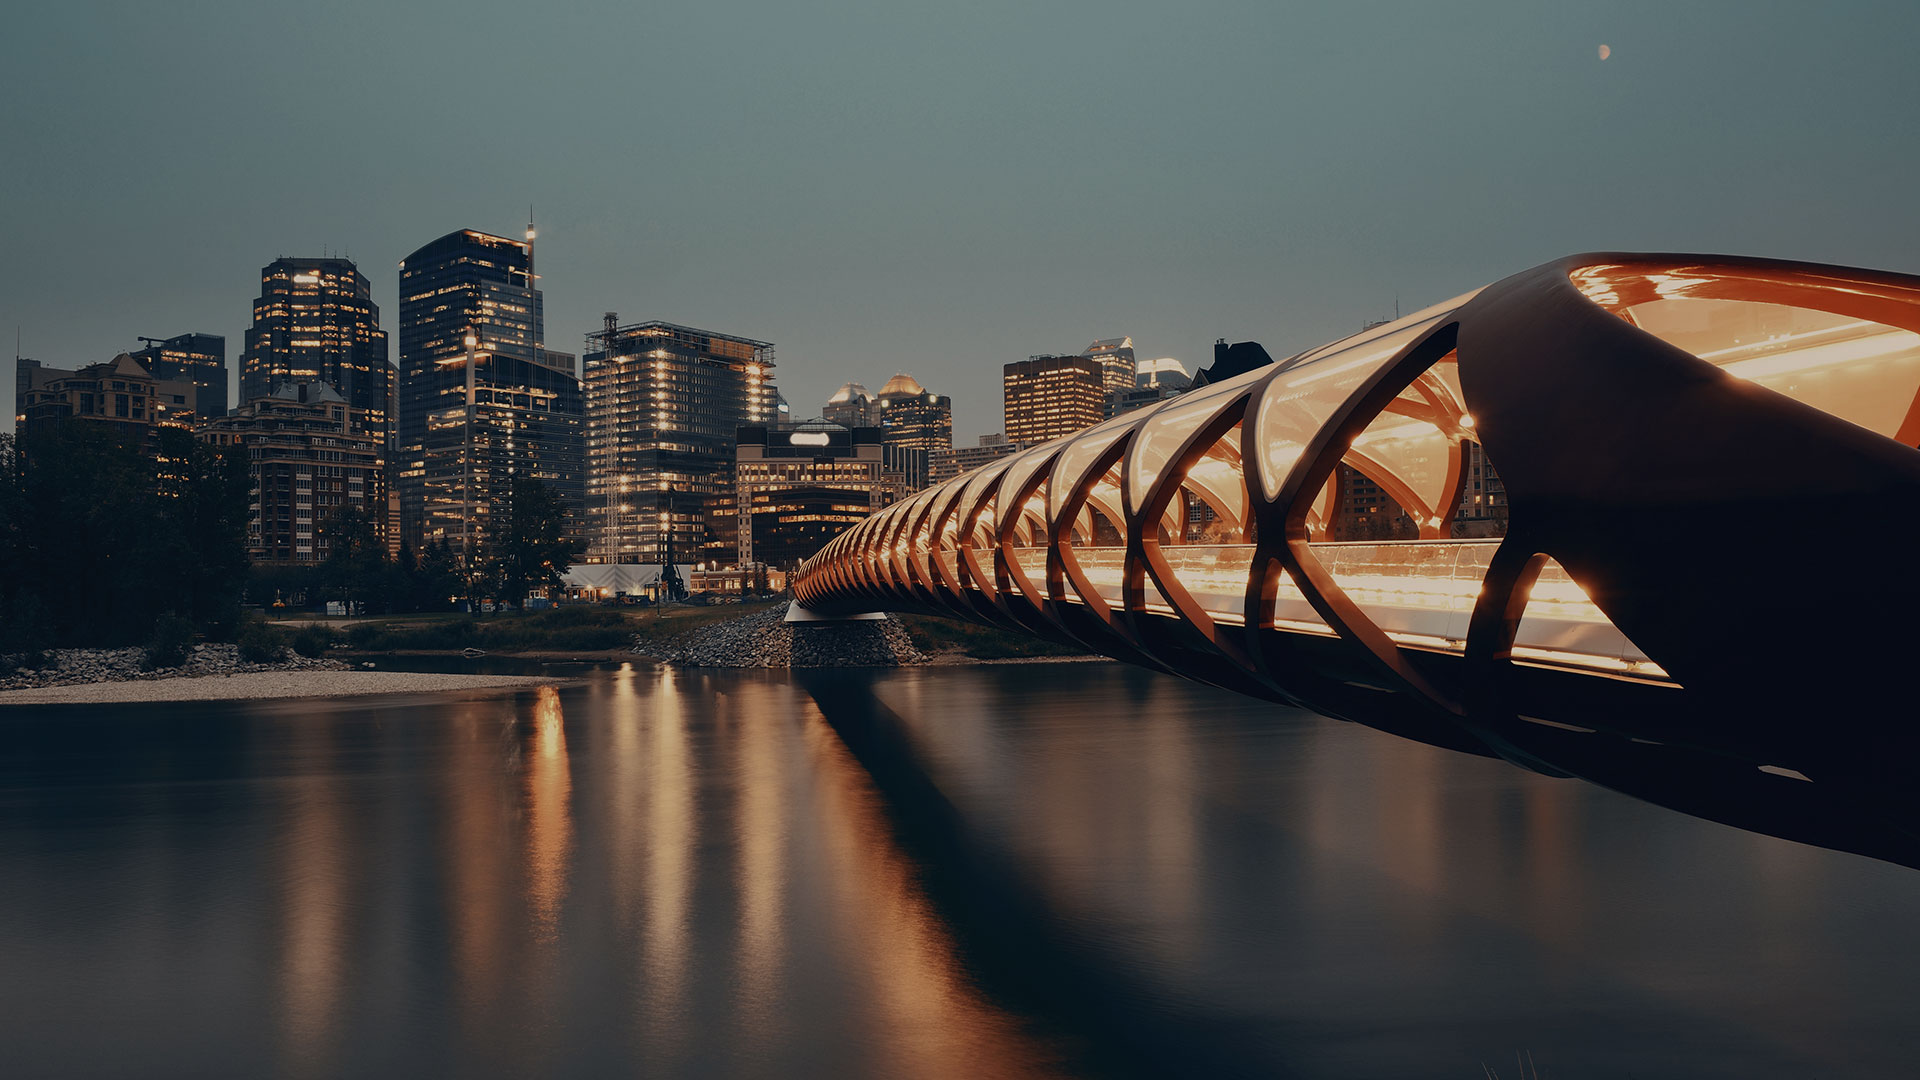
top-left (735, 422), bottom-right (890, 569)
top-left (198, 383), bottom-right (385, 564)
top-left (239, 258), bottom-right (390, 437)
top-left (1004, 354), bottom-right (1105, 445)
top-left (132, 332), bottom-right (228, 418)
top-left (930, 432), bottom-right (1027, 484)
top-left (1084, 336), bottom-right (1137, 393)
top-left (396, 229), bottom-right (583, 554)
top-left (582, 318), bottom-right (777, 566)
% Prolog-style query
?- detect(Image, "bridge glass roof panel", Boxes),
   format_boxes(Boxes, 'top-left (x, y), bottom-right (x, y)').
top-left (1047, 410), bottom-right (1145, 521)
top-left (993, 444), bottom-right (1058, 537)
top-left (1277, 289), bottom-right (1482, 372)
top-left (1123, 377), bottom-right (1247, 515)
top-left (1251, 313), bottom-right (1450, 502)
top-left (1627, 297), bottom-right (1920, 441)
top-left (955, 456), bottom-right (1017, 548)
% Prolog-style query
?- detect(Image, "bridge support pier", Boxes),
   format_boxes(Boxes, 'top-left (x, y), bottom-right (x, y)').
top-left (784, 602), bottom-right (888, 624)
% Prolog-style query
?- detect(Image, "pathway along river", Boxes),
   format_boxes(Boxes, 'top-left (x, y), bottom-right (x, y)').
top-left (1, 661), bottom-right (1916, 1077)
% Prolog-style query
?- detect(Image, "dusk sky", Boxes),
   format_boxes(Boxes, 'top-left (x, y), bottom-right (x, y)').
top-left (5, 0), bottom-right (1918, 439)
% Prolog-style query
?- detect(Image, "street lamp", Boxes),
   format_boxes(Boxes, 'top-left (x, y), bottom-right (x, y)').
top-left (462, 331), bottom-right (477, 608)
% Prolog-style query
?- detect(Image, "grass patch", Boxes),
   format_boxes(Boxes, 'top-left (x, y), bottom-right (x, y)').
top-left (343, 605), bottom-right (641, 653)
top-left (627, 600), bottom-right (786, 646)
top-left (892, 612), bottom-right (1089, 660)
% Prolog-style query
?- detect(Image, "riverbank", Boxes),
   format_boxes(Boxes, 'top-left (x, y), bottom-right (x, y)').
top-left (648, 603), bottom-right (1101, 668)
top-left (256, 600), bottom-right (1103, 670)
top-left (0, 669), bottom-right (563, 705)
top-left (0, 643), bottom-right (345, 692)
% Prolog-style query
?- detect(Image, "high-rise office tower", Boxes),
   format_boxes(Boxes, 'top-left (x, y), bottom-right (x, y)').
top-left (823, 381), bottom-right (877, 428)
top-left (1084, 336), bottom-right (1137, 393)
top-left (132, 332), bottom-right (228, 417)
top-left (1004, 354), bottom-right (1105, 445)
top-left (396, 229), bottom-right (584, 554)
top-left (238, 258), bottom-right (389, 436)
top-left (582, 318), bottom-right (776, 566)
top-left (1135, 356), bottom-right (1192, 390)
top-left (872, 373), bottom-right (951, 491)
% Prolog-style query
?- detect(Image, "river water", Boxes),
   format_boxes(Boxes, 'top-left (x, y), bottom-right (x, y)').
top-left (0, 661), bottom-right (1914, 1078)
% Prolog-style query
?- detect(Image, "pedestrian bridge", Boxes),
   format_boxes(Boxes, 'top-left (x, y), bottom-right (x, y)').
top-left (792, 253), bottom-right (1920, 868)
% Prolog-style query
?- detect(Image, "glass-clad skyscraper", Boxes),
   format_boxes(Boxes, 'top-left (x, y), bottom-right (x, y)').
top-left (583, 319), bottom-right (776, 565)
top-left (396, 229), bottom-right (583, 552)
top-left (238, 258), bottom-right (389, 437)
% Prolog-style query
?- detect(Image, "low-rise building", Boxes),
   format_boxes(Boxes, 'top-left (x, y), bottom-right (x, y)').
top-left (16, 353), bottom-right (199, 449)
top-left (930, 432), bottom-right (1027, 484)
top-left (734, 421), bottom-right (892, 569)
top-left (1105, 382), bottom-right (1185, 419)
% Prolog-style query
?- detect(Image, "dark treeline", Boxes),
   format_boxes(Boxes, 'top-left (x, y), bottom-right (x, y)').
top-left (0, 425), bottom-right (250, 652)
top-left (249, 475), bottom-right (579, 616)
top-left (0, 424), bottom-right (583, 654)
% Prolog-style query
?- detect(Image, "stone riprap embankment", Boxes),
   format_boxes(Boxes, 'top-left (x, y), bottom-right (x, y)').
top-left (0, 644), bottom-right (345, 692)
top-left (648, 603), bottom-right (926, 668)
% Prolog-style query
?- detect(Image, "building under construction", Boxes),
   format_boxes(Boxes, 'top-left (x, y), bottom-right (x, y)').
top-left (582, 317), bottom-right (777, 566)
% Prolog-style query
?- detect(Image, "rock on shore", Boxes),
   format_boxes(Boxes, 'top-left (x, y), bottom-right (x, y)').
top-left (649, 603), bottom-right (926, 668)
top-left (0, 643), bottom-right (346, 692)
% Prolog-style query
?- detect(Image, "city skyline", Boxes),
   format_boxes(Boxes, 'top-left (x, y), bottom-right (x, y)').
top-left (8, 3), bottom-right (1920, 442)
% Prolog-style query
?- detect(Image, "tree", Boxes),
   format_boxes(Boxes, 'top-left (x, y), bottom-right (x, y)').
top-left (415, 539), bottom-right (463, 612)
top-left (486, 477), bottom-right (579, 610)
top-left (315, 504), bottom-right (388, 614)
top-left (0, 423), bottom-right (250, 650)
top-left (153, 427), bottom-right (251, 635)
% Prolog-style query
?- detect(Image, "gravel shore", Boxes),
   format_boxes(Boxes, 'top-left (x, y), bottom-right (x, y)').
top-left (651, 603), bottom-right (927, 667)
top-left (0, 670), bottom-right (562, 706)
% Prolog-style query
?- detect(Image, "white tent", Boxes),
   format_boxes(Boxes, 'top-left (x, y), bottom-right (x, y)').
top-left (563, 564), bottom-right (698, 596)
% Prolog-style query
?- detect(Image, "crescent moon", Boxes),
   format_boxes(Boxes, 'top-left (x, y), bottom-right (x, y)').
top-left (1599, 44), bottom-right (1611, 60)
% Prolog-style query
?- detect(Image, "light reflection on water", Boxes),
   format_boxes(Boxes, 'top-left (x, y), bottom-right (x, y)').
top-left (0, 662), bottom-right (1916, 1077)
